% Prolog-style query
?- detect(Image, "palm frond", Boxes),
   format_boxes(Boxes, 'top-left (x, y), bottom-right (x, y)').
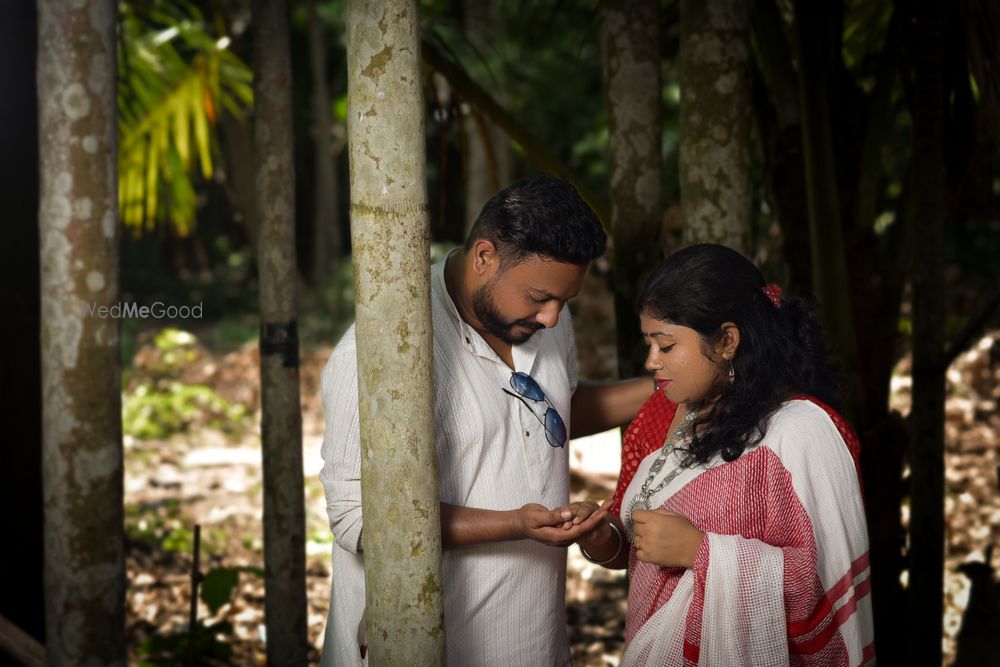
top-left (117, 0), bottom-right (253, 236)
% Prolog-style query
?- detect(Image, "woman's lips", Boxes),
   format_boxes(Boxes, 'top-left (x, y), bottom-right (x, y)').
top-left (655, 378), bottom-right (670, 390)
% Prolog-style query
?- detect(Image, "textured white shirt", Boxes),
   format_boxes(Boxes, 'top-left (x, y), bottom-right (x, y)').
top-left (320, 257), bottom-right (577, 666)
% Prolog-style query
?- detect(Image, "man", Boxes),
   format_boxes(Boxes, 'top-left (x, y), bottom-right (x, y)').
top-left (320, 175), bottom-right (652, 665)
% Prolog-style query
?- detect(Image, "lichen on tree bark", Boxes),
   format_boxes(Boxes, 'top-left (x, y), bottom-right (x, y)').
top-left (38, 1), bottom-right (124, 664)
top-left (679, 0), bottom-right (752, 252)
top-left (346, 0), bottom-right (446, 664)
top-left (602, 0), bottom-right (663, 378)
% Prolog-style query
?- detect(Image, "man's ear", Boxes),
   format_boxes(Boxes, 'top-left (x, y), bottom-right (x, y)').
top-left (719, 322), bottom-right (741, 361)
top-left (471, 239), bottom-right (500, 277)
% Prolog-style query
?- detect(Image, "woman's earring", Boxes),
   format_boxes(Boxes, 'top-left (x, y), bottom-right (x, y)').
top-left (728, 363), bottom-right (735, 385)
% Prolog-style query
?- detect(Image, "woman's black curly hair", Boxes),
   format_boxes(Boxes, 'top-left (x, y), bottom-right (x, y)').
top-left (638, 244), bottom-right (844, 466)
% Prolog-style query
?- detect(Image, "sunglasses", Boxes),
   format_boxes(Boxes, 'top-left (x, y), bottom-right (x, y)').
top-left (501, 372), bottom-right (568, 448)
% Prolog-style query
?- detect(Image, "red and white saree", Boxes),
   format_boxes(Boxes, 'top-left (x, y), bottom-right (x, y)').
top-left (609, 393), bottom-right (874, 666)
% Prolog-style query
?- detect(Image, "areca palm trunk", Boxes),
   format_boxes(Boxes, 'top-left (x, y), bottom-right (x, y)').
top-left (907, 1), bottom-right (946, 662)
top-left (601, 0), bottom-right (663, 378)
top-left (346, 0), bottom-right (445, 664)
top-left (679, 0), bottom-right (752, 252)
top-left (251, 0), bottom-right (309, 662)
top-left (461, 0), bottom-right (511, 235)
top-left (309, 0), bottom-right (342, 283)
top-left (792, 0), bottom-right (862, 418)
top-left (37, 1), bottom-right (124, 663)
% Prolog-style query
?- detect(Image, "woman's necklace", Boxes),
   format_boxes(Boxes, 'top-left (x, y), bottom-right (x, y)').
top-left (623, 409), bottom-right (698, 541)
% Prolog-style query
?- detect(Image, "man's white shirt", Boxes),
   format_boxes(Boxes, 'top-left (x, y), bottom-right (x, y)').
top-left (319, 258), bottom-right (577, 666)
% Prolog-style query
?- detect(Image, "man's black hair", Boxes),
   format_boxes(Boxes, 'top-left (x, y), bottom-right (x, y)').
top-left (465, 175), bottom-right (607, 267)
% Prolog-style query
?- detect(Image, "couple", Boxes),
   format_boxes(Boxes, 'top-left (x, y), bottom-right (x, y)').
top-left (319, 176), bottom-right (873, 665)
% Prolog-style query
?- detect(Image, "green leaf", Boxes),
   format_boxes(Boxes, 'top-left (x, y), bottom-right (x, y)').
top-left (333, 93), bottom-right (348, 123)
top-left (200, 567), bottom-right (240, 615)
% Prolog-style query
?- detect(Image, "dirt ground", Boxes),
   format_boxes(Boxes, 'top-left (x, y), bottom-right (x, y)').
top-left (122, 270), bottom-right (999, 665)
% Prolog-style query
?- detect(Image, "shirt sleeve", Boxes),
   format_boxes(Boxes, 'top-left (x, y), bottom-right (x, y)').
top-left (319, 325), bottom-right (365, 554)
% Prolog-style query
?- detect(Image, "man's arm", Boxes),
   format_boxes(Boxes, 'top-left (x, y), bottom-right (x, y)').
top-left (319, 329), bottom-right (366, 553)
top-left (323, 328), bottom-right (607, 553)
top-left (440, 502), bottom-right (608, 550)
top-left (570, 378), bottom-right (653, 438)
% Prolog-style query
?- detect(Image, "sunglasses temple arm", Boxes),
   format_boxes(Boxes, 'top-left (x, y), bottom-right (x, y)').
top-left (501, 388), bottom-right (555, 433)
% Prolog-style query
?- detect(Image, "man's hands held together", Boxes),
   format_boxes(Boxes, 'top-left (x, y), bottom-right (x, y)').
top-left (517, 500), bottom-right (705, 570)
top-left (511, 500), bottom-right (608, 548)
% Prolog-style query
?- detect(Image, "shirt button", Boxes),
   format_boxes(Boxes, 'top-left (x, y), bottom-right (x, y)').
top-left (465, 336), bottom-right (470, 344)
top-left (525, 431), bottom-right (530, 437)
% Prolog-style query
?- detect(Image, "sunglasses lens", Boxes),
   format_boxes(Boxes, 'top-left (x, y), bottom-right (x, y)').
top-left (510, 372), bottom-right (545, 401)
top-left (544, 408), bottom-right (567, 447)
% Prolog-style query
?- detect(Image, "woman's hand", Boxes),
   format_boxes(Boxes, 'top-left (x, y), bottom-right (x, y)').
top-left (555, 500), bottom-right (612, 547)
top-left (555, 500), bottom-right (603, 530)
top-left (565, 501), bottom-right (626, 567)
top-left (631, 508), bottom-right (704, 568)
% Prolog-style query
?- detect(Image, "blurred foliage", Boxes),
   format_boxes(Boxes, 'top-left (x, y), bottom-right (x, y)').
top-left (201, 567), bottom-right (237, 614)
top-left (122, 328), bottom-right (250, 440)
top-left (114, 0), bottom-right (997, 362)
top-left (200, 565), bottom-right (265, 615)
top-left (123, 378), bottom-right (248, 440)
top-left (118, 0), bottom-right (252, 236)
top-left (137, 619), bottom-right (234, 666)
top-left (125, 500), bottom-right (227, 556)
top-left (120, 227), bottom-right (257, 331)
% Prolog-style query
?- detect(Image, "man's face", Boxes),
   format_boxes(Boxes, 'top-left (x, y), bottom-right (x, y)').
top-left (471, 255), bottom-right (588, 345)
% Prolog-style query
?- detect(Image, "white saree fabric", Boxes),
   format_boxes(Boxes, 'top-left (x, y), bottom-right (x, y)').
top-left (699, 534), bottom-right (789, 666)
top-left (621, 570), bottom-right (695, 666)
top-left (619, 399), bottom-right (873, 666)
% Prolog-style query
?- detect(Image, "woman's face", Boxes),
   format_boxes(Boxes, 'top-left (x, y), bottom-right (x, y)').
top-left (639, 313), bottom-right (730, 407)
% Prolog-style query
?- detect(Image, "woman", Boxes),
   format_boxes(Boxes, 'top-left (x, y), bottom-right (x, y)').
top-left (570, 244), bottom-right (873, 666)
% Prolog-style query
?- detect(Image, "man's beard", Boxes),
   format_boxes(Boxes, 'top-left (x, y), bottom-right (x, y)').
top-left (472, 282), bottom-right (543, 345)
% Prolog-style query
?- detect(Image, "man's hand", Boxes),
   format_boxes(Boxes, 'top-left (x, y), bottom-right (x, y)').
top-left (631, 508), bottom-right (704, 568)
top-left (511, 503), bottom-right (608, 547)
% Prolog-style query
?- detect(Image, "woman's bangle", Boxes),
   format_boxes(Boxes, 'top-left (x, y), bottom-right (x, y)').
top-left (580, 521), bottom-right (623, 565)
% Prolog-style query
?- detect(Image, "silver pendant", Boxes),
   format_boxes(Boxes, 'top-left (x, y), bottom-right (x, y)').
top-left (624, 494), bottom-right (651, 541)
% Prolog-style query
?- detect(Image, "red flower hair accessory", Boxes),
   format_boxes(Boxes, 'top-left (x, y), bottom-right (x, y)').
top-left (762, 283), bottom-right (783, 309)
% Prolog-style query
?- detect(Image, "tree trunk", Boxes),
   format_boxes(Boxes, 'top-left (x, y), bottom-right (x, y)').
top-left (461, 0), bottom-right (511, 235)
top-left (345, 1), bottom-right (446, 663)
top-left (792, 0), bottom-right (863, 422)
top-left (679, 0), bottom-right (752, 252)
top-left (421, 37), bottom-right (607, 224)
top-left (309, 0), bottom-right (342, 283)
top-left (601, 0), bottom-right (663, 378)
top-left (220, 113), bottom-right (260, 258)
top-left (37, 1), bottom-right (124, 664)
top-left (0, 0), bottom-right (44, 646)
top-left (251, 1), bottom-right (308, 663)
top-left (906, 0), bottom-right (946, 662)
top-left (754, 2), bottom-right (909, 654)
top-left (463, 108), bottom-right (500, 233)
top-left (750, 0), bottom-right (812, 293)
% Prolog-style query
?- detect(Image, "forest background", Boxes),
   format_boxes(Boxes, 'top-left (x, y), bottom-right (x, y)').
top-left (1, 0), bottom-right (998, 665)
